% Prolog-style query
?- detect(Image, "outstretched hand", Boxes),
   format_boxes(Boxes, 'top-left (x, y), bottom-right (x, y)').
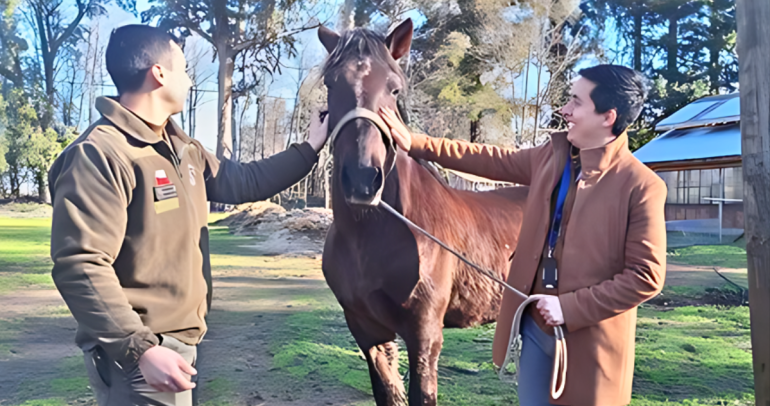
top-left (308, 108), bottom-right (330, 152)
top-left (379, 107), bottom-right (412, 152)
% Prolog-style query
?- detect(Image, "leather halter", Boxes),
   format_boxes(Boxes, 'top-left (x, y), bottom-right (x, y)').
top-left (328, 107), bottom-right (399, 177)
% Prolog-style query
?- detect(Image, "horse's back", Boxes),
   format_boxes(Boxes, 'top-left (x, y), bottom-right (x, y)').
top-left (475, 185), bottom-right (529, 210)
top-left (487, 185), bottom-right (529, 203)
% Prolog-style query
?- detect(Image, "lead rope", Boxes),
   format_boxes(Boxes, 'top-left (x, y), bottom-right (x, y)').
top-left (378, 201), bottom-right (567, 400)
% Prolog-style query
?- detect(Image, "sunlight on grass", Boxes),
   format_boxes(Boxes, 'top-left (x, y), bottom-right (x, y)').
top-left (0, 217), bottom-right (54, 294)
top-left (667, 245), bottom-right (747, 269)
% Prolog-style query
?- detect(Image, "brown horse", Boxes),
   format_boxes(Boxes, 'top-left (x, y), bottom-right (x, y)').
top-left (319, 19), bottom-right (528, 405)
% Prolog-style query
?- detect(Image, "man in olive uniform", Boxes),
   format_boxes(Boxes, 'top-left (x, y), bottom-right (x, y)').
top-left (48, 25), bottom-right (329, 406)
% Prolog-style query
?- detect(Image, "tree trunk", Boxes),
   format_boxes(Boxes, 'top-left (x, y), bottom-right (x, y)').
top-left (521, 47), bottom-right (532, 143)
top-left (633, 3), bottom-right (643, 72)
top-left (216, 45), bottom-right (235, 161)
top-left (338, 0), bottom-right (356, 31)
top-left (43, 45), bottom-right (55, 101)
top-left (9, 167), bottom-right (19, 198)
top-left (708, 6), bottom-right (722, 94)
top-left (253, 96), bottom-right (261, 160)
top-left (709, 46), bottom-right (721, 94)
top-left (470, 119), bottom-right (481, 143)
top-left (667, 15), bottom-right (679, 80)
top-left (261, 101), bottom-right (267, 159)
top-left (41, 43), bottom-right (56, 130)
top-left (65, 65), bottom-right (77, 127)
top-left (737, 0), bottom-right (770, 402)
top-left (231, 99), bottom-right (238, 161)
top-left (35, 168), bottom-right (48, 203)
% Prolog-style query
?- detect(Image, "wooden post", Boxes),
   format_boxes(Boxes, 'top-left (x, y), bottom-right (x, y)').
top-left (737, 0), bottom-right (770, 403)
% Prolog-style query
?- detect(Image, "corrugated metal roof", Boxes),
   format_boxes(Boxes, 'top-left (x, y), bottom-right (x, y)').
top-left (633, 123), bottom-right (741, 164)
top-left (655, 92), bottom-right (740, 132)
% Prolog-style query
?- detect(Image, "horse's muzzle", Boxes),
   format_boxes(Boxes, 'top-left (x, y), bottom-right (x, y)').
top-left (342, 165), bottom-right (384, 206)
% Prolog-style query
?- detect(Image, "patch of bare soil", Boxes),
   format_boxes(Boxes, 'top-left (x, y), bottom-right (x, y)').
top-left (0, 199), bottom-right (52, 218)
top-left (216, 202), bottom-right (333, 258)
top-left (647, 287), bottom-right (746, 308)
top-left (648, 264), bottom-right (749, 308)
top-left (195, 268), bottom-right (369, 405)
top-left (0, 289), bottom-right (89, 405)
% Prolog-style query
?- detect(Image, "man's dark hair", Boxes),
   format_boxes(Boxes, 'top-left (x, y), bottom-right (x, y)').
top-left (106, 25), bottom-right (182, 94)
top-left (578, 64), bottom-right (648, 136)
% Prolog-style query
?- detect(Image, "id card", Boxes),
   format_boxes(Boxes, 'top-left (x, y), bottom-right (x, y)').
top-left (542, 256), bottom-right (558, 289)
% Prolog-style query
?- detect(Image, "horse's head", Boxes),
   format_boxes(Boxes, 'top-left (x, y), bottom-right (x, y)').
top-left (319, 19), bottom-right (413, 206)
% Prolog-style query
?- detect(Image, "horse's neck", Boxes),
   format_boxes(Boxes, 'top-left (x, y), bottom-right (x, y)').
top-left (384, 157), bottom-right (448, 218)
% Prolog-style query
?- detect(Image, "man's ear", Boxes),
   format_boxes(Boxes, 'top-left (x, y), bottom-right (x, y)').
top-left (148, 64), bottom-right (165, 88)
top-left (603, 109), bottom-right (618, 130)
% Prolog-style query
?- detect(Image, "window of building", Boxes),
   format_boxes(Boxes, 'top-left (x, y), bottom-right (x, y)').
top-left (657, 167), bottom-right (742, 204)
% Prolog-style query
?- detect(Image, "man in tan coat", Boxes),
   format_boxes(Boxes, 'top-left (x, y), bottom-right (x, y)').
top-left (48, 25), bottom-right (328, 405)
top-left (381, 64), bottom-right (666, 405)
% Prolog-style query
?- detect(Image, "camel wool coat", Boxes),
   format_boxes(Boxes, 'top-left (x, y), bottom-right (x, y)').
top-left (408, 131), bottom-right (667, 406)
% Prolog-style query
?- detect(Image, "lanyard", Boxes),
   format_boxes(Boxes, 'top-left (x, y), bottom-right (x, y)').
top-left (547, 152), bottom-right (572, 258)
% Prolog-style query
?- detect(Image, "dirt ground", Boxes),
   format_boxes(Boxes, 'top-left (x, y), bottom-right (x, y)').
top-left (214, 201), bottom-right (332, 258)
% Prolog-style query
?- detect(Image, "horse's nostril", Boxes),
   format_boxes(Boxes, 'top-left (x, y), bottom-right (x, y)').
top-left (342, 165), bottom-right (384, 201)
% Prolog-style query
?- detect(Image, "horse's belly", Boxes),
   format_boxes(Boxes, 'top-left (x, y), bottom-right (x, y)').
top-left (443, 269), bottom-right (505, 328)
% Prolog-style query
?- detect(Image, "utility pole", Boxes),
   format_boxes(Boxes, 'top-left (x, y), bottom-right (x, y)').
top-left (736, 0), bottom-right (770, 403)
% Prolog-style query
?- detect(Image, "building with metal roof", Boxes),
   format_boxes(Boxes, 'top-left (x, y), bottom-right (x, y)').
top-left (633, 92), bottom-right (743, 238)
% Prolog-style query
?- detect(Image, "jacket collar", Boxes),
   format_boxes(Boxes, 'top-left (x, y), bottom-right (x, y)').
top-left (95, 96), bottom-right (193, 146)
top-left (550, 131), bottom-right (629, 178)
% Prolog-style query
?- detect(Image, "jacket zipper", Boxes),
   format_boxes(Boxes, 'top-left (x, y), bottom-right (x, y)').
top-left (157, 141), bottom-right (193, 210)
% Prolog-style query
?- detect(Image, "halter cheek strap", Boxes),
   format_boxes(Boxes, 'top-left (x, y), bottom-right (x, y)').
top-left (328, 107), bottom-right (399, 176)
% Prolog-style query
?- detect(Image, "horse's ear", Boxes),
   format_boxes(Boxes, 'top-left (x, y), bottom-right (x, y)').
top-left (385, 18), bottom-right (413, 61)
top-left (319, 25), bottom-right (340, 53)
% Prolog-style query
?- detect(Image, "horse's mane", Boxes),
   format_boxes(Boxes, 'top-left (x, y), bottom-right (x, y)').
top-left (322, 28), bottom-right (406, 85)
top-left (416, 159), bottom-right (450, 186)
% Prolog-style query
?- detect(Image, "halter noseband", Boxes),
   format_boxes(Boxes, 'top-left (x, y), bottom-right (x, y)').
top-left (328, 107), bottom-right (400, 176)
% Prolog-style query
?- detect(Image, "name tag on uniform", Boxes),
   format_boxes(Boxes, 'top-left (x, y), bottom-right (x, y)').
top-left (153, 170), bottom-right (179, 213)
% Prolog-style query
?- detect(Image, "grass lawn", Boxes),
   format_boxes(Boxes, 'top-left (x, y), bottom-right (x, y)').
top-left (667, 244), bottom-right (748, 269)
top-left (268, 301), bottom-right (754, 405)
top-left (0, 215), bottom-right (755, 405)
top-left (0, 217), bottom-right (54, 294)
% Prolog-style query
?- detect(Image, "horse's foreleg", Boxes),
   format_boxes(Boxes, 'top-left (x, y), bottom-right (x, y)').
top-left (403, 320), bottom-right (444, 406)
top-left (345, 311), bottom-right (407, 406)
top-left (365, 341), bottom-right (407, 406)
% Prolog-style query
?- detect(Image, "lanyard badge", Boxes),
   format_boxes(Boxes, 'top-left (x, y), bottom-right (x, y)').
top-left (543, 153), bottom-right (572, 290)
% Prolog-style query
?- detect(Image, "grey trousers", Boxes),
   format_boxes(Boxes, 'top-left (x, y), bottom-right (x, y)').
top-left (83, 335), bottom-right (197, 406)
top-left (517, 313), bottom-right (557, 406)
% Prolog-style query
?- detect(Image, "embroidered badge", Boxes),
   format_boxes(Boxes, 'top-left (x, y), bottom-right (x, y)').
top-left (153, 169), bottom-right (178, 201)
top-left (188, 164), bottom-right (197, 186)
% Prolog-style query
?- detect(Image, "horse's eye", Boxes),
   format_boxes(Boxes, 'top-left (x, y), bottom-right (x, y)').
top-left (392, 88), bottom-right (400, 96)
